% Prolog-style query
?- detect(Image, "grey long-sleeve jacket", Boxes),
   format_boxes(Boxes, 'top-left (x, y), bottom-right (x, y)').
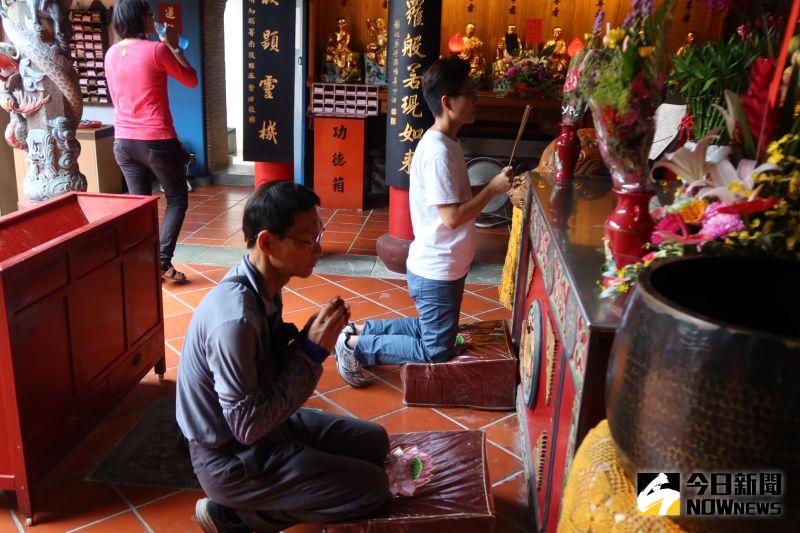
top-left (176, 255), bottom-right (326, 448)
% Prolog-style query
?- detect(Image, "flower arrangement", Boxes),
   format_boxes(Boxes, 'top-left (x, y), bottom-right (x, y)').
top-left (384, 446), bottom-right (434, 497)
top-left (560, 16), bottom-right (602, 125)
top-left (561, 56), bottom-right (586, 124)
top-left (579, 0), bottom-right (676, 192)
top-left (501, 46), bottom-right (564, 100)
top-left (600, 53), bottom-right (800, 298)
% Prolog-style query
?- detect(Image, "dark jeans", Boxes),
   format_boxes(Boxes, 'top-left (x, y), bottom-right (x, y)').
top-left (113, 138), bottom-right (189, 270)
top-left (354, 270), bottom-right (466, 365)
top-left (189, 409), bottom-right (391, 532)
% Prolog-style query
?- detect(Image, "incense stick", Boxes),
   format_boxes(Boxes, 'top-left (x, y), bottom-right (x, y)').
top-left (508, 104), bottom-right (532, 167)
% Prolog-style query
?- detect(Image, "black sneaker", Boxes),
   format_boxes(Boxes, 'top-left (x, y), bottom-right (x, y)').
top-left (195, 498), bottom-right (249, 533)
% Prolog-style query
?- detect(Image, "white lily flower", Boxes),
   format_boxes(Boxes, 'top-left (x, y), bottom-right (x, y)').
top-left (652, 131), bottom-right (721, 184)
top-left (699, 159), bottom-right (780, 204)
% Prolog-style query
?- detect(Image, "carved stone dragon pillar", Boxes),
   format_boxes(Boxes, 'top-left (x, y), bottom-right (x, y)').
top-left (0, 0), bottom-right (85, 201)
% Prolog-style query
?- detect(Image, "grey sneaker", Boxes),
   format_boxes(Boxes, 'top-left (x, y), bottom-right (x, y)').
top-left (334, 323), bottom-right (371, 388)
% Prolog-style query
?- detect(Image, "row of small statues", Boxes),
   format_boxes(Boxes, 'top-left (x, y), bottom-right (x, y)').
top-left (322, 17), bottom-right (570, 87)
top-left (322, 17), bottom-right (386, 84)
top-left (462, 23), bottom-right (570, 85)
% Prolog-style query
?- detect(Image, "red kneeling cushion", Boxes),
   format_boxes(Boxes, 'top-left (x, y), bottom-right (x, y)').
top-left (401, 321), bottom-right (517, 410)
top-left (324, 430), bottom-right (495, 532)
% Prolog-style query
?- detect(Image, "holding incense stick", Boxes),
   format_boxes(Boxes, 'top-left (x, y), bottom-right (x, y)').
top-left (509, 104), bottom-right (532, 167)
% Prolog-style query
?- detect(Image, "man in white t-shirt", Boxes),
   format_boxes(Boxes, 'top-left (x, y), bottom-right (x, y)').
top-left (332, 58), bottom-right (513, 387)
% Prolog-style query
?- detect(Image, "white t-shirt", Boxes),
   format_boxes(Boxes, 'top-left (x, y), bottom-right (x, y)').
top-left (406, 129), bottom-right (475, 281)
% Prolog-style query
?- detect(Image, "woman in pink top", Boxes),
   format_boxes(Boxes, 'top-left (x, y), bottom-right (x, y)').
top-left (106, 0), bottom-right (198, 283)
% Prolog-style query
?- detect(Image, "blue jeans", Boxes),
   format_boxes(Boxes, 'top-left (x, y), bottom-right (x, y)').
top-left (353, 270), bottom-right (466, 366)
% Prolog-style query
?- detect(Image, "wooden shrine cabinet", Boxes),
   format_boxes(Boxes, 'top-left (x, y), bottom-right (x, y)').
top-left (0, 193), bottom-right (166, 525)
top-left (510, 175), bottom-right (627, 532)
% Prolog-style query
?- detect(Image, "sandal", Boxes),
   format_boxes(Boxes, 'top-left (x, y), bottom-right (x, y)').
top-left (161, 265), bottom-right (189, 284)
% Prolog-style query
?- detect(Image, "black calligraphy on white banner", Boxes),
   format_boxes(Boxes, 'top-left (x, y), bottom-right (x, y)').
top-left (243, 0), bottom-right (295, 162)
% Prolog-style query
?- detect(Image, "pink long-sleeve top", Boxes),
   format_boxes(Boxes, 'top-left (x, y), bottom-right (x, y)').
top-left (105, 40), bottom-right (198, 140)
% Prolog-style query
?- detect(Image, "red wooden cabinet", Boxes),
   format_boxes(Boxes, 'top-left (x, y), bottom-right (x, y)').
top-left (0, 193), bottom-right (166, 525)
top-left (511, 177), bottom-right (623, 532)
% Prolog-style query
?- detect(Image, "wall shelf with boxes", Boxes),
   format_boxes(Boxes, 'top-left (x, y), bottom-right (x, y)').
top-left (311, 83), bottom-right (379, 118)
top-left (69, 8), bottom-right (110, 105)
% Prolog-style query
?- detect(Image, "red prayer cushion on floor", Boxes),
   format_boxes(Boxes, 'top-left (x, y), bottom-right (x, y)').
top-left (324, 430), bottom-right (495, 533)
top-left (401, 321), bottom-right (517, 410)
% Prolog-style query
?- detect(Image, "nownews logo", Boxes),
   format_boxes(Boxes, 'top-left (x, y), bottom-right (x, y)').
top-left (637, 473), bottom-right (681, 516)
top-left (637, 472), bottom-right (784, 517)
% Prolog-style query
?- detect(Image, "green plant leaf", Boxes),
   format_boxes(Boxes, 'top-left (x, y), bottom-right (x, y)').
top-left (731, 94), bottom-right (757, 158)
top-left (701, 77), bottom-right (718, 93)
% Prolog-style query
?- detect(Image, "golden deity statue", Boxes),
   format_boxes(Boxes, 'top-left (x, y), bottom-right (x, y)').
top-left (505, 24), bottom-right (522, 58)
top-left (545, 26), bottom-right (568, 75)
top-left (458, 23), bottom-right (486, 82)
top-left (365, 17), bottom-right (388, 68)
top-left (324, 17), bottom-right (361, 83)
top-left (493, 38), bottom-right (507, 79)
top-left (676, 32), bottom-right (696, 57)
top-left (492, 38), bottom-right (512, 92)
top-left (545, 26), bottom-right (567, 55)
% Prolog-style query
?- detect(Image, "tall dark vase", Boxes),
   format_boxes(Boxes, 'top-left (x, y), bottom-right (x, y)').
top-left (606, 256), bottom-right (800, 532)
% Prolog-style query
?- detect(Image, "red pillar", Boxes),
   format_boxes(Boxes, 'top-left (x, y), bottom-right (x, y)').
top-left (388, 187), bottom-right (413, 240)
top-left (377, 186), bottom-right (414, 272)
top-left (254, 162), bottom-right (293, 189)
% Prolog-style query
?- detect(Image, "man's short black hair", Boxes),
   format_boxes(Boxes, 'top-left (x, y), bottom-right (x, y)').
top-left (112, 0), bottom-right (150, 39)
top-left (421, 58), bottom-right (471, 117)
top-left (243, 181), bottom-right (320, 248)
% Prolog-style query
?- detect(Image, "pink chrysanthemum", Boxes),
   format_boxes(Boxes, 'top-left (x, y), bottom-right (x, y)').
top-left (701, 213), bottom-right (745, 240)
top-left (701, 201), bottom-right (723, 223)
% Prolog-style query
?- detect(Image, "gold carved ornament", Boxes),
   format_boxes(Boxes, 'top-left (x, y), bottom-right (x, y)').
top-left (533, 430), bottom-right (549, 491)
top-left (545, 314), bottom-right (558, 405)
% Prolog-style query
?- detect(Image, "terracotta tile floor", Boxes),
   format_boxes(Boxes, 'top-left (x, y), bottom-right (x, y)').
top-left (1, 186), bottom-right (530, 532)
top-left (160, 185), bottom-right (511, 263)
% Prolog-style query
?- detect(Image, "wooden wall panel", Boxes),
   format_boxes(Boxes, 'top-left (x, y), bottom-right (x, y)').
top-left (310, 0), bottom-right (725, 81)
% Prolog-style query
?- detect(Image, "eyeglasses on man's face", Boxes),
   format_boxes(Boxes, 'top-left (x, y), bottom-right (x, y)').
top-left (448, 89), bottom-right (478, 100)
top-left (284, 228), bottom-right (325, 247)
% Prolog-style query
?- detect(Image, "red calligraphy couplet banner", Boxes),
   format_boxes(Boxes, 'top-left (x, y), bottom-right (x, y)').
top-left (525, 18), bottom-right (542, 46)
top-left (313, 117), bottom-right (365, 210)
top-left (158, 3), bottom-right (182, 33)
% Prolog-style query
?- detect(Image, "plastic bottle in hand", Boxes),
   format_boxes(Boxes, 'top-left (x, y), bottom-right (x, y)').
top-left (155, 22), bottom-right (189, 50)
top-left (154, 21), bottom-right (168, 40)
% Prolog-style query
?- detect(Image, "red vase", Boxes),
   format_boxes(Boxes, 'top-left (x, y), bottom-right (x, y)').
top-left (554, 123), bottom-right (581, 187)
top-left (604, 189), bottom-right (655, 268)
